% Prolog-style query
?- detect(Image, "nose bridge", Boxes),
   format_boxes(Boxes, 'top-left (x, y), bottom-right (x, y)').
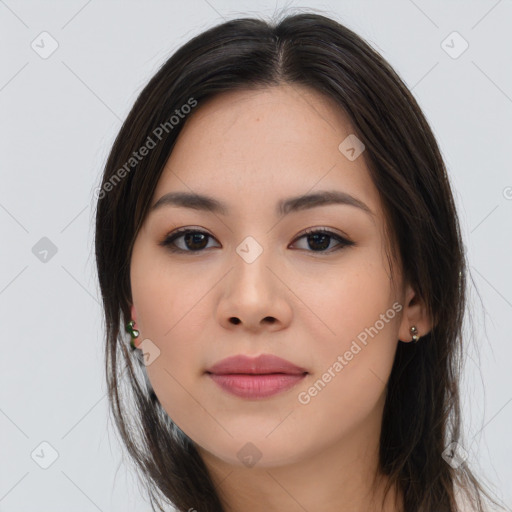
top-left (232, 233), bottom-right (273, 290)
top-left (224, 229), bottom-right (288, 312)
top-left (235, 233), bottom-right (267, 266)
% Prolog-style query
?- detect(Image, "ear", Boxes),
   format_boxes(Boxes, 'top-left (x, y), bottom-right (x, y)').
top-left (397, 282), bottom-right (432, 343)
top-left (130, 304), bottom-right (137, 324)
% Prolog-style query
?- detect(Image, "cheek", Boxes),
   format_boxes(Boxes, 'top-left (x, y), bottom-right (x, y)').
top-left (132, 274), bottom-right (209, 375)
top-left (295, 252), bottom-right (400, 427)
top-left (130, 245), bottom-right (212, 417)
top-left (310, 249), bottom-right (398, 350)
top-left (131, 243), bottom-right (212, 340)
top-left (130, 285), bottom-right (205, 434)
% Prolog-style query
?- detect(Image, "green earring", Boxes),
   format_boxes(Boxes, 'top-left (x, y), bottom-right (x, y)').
top-left (126, 320), bottom-right (139, 349)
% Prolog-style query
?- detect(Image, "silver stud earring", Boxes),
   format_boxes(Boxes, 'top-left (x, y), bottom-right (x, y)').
top-left (410, 325), bottom-right (420, 343)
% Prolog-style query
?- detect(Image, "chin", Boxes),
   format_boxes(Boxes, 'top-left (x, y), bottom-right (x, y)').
top-left (195, 434), bottom-right (307, 470)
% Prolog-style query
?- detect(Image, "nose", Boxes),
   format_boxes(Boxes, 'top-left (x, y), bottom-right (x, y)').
top-left (215, 243), bottom-right (293, 333)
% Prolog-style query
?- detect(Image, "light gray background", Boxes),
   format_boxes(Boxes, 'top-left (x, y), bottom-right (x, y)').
top-left (1, 1), bottom-right (511, 511)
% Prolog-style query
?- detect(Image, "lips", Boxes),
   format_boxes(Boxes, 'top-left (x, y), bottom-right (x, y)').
top-left (205, 353), bottom-right (307, 375)
top-left (205, 354), bottom-right (308, 399)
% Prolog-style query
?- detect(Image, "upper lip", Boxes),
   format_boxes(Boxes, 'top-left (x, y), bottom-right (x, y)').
top-left (206, 354), bottom-right (307, 375)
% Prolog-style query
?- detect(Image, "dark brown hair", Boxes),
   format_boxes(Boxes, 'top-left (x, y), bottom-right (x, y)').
top-left (94, 11), bottom-right (506, 512)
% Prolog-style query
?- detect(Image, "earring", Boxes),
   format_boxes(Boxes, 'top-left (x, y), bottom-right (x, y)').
top-left (126, 320), bottom-right (139, 349)
top-left (410, 325), bottom-right (420, 343)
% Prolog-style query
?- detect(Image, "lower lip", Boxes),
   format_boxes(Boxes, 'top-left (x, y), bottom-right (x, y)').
top-left (207, 373), bottom-right (307, 399)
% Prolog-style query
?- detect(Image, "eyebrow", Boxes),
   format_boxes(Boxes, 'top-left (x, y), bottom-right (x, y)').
top-left (150, 190), bottom-right (374, 218)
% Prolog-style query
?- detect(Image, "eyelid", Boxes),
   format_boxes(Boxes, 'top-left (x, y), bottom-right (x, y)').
top-left (292, 226), bottom-right (352, 244)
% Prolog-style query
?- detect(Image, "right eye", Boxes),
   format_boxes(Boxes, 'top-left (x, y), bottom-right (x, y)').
top-left (159, 228), bottom-right (220, 253)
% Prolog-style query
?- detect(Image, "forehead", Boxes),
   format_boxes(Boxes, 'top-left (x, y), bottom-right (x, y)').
top-left (153, 84), bottom-right (380, 217)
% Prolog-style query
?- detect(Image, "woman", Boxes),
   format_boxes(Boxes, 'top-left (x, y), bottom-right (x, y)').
top-left (94, 11), bottom-right (505, 512)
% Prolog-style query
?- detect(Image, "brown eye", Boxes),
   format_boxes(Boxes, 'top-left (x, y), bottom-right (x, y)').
top-left (160, 229), bottom-right (219, 253)
top-left (290, 228), bottom-right (354, 253)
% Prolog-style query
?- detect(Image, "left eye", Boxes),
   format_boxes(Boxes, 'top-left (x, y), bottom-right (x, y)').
top-left (160, 228), bottom-right (354, 254)
top-left (292, 228), bottom-right (354, 252)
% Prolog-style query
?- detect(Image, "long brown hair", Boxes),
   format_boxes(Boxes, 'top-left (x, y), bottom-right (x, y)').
top-left (94, 11), bottom-right (506, 512)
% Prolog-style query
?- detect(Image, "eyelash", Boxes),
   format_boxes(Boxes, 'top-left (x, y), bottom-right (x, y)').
top-left (159, 227), bottom-right (355, 255)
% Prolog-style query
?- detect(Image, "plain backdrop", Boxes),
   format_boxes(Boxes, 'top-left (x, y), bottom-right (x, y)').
top-left (1, 1), bottom-right (511, 511)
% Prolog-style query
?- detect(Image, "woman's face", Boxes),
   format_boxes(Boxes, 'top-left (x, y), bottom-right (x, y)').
top-left (129, 84), bottom-right (418, 470)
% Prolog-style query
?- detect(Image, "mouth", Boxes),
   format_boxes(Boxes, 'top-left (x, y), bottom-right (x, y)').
top-left (206, 353), bottom-right (307, 374)
top-left (205, 353), bottom-right (308, 399)
top-left (206, 371), bottom-right (308, 399)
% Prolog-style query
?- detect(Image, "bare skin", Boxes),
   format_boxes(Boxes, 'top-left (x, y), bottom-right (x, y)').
top-left (129, 84), bottom-right (431, 512)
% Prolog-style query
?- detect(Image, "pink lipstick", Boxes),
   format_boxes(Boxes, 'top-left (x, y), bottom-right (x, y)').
top-left (205, 354), bottom-right (307, 399)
